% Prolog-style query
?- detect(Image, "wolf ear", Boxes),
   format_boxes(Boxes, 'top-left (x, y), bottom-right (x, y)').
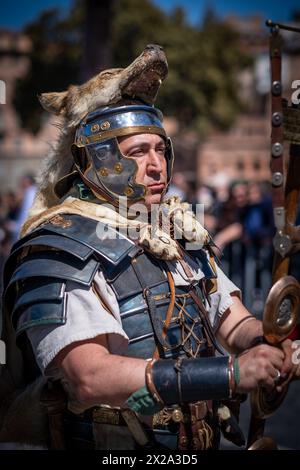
top-left (38, 91), bottom-right (68, 115)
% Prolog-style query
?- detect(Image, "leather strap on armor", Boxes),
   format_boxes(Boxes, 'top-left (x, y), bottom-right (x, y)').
top-left (130, 256), bottom-right (174, 351)
top-left (189, 286), bottom-right (223, 355)
top-left (153, 271), bottom-right (176, 359)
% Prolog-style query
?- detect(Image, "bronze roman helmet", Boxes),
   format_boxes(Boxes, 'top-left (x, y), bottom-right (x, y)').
top-left (71, 103), bottom-right (174, 205)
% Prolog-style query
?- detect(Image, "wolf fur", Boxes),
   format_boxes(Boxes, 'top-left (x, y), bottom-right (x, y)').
top-left (31, 44), bottom-right (168, 218)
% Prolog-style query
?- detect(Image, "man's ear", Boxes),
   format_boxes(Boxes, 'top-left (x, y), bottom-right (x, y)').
top-left (38, 90), bottom-right (68, 115)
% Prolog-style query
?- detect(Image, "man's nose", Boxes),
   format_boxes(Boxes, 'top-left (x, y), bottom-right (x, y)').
top-left (147, 149), bottom-right (163, 172)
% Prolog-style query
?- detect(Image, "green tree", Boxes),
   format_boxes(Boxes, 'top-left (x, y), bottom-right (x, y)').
top-left (14, 0), bottom-right (251, 135)
top-left (113, 0), bottom-right (252, 133)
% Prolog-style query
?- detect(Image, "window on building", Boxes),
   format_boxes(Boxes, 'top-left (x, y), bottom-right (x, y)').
top-left (253, 159), bottom-right (261, 170)
top-left (237, 160), bottom-right (245, 171)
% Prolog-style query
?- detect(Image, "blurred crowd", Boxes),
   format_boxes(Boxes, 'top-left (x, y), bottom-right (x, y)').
top-left (168, 174), bottom-right (276, 315)
top-left (0, 175), bottom-right (36, 292)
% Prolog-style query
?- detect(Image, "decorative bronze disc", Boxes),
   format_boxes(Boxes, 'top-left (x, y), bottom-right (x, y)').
top-left (263, 275), bottom-right (300, 344)
top-left (250, 383), bottom-right (289, 419)
top-left (250, 275), bottom-right (300, 419)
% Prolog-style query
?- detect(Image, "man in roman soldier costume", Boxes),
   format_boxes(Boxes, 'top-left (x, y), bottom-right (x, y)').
top-left (0, 44), bottom-right (299, 450)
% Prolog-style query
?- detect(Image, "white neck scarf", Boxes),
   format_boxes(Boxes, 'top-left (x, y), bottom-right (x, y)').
top-left (21, 196), bottom-right (209, 261)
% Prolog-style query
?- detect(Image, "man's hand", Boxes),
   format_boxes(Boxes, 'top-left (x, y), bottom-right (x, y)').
top-left (236, 344), bottom-right (284, 393)
top-left (275, 339), bottom-right (300, 392)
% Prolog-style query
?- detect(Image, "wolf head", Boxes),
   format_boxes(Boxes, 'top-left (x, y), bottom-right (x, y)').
top-left (30, 45), bottom-right (168, 217)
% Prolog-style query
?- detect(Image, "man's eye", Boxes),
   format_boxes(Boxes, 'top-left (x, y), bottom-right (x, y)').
top-left (130, 150), bottom-right (144, 157)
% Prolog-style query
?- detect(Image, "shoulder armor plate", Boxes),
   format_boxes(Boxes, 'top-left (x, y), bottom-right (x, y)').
top-left (39, 214), bottom-right (137, 266)
top-left (4, 276), bottom-right (67, 338)
top-left (6, 251), bottom-right (99, 292)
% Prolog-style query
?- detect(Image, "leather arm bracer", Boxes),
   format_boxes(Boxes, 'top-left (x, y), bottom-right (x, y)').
top-left (146, 356), bottom-right (235, 405)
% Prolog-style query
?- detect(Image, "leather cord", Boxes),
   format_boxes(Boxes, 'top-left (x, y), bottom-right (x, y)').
top-left (153, 270), bottom-right (176, 359)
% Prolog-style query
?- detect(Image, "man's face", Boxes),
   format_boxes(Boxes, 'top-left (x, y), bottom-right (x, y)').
top-left (118, 133), bottom-right (167, 210)
top-left (232, 183), bottom-right (248, 208)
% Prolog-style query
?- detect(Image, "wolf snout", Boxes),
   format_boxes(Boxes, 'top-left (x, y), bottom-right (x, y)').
top-left (145, 44), bottom-right (164, 51)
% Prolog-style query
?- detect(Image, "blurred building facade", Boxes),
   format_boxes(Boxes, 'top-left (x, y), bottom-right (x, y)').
top-left (198, 114), bottom-right (270, 185)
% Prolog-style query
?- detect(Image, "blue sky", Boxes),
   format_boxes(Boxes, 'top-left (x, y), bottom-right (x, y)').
top-left (1, 0), bottom-right (300, 30)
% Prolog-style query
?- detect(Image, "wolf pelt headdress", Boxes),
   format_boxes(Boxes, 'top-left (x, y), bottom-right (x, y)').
top-left (31, 44), bottom-right (168, 217)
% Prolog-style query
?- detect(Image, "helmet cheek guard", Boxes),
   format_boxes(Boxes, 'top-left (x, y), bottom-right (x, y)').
top-left (72, 137), bottom-right (146, 201)
top-left (70, 104), bottom-right (174, 205)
